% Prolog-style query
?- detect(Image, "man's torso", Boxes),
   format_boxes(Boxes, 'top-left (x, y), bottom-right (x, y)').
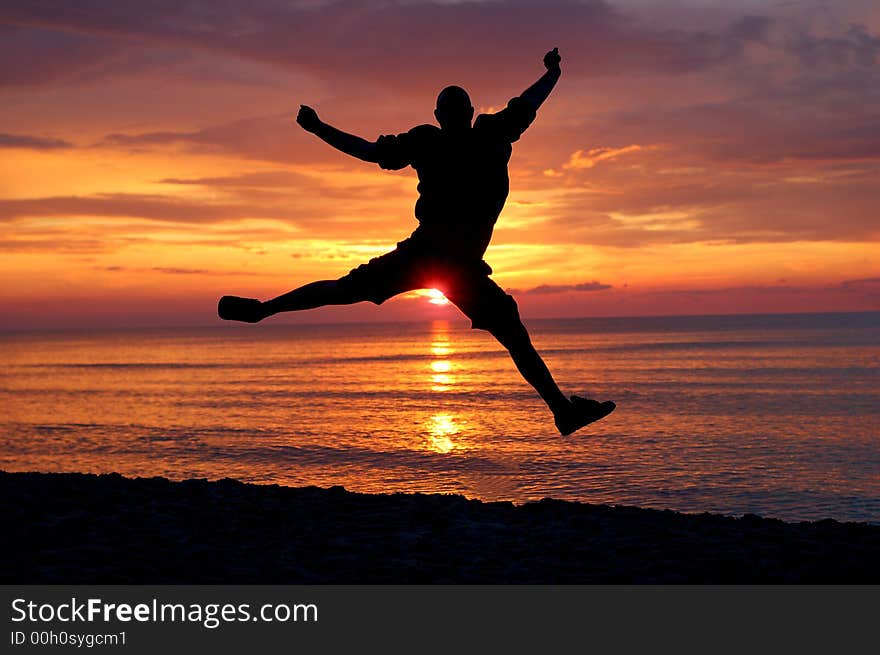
top-left (401, 119), bottom-right (514, 257)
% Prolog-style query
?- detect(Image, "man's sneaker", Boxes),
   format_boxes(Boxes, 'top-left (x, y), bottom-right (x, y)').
top-left (554, 396), bottom-right (616, 436)
top-left (218, 296), bottom-right (265, 323)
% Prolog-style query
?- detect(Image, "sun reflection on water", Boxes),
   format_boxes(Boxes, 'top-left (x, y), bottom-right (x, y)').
top-left (425, 320), bottom-right (466, 453)
top-left (429, 320), bottom-right (456, 393)
top-left (428, 413), bottom-right (458, 453)
top-left (430, 360), bottom-right (451, 373)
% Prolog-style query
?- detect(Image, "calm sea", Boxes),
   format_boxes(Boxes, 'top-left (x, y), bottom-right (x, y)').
top-left (1, 312), bottom-right (878, 523)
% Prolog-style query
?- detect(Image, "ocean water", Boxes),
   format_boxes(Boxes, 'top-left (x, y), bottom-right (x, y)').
top-left (1, 312), bottom-right (878, 523)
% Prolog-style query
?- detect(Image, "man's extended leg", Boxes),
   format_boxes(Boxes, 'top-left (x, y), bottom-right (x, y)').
top-left (219, 246), bottom-right (416, 322)
top-left (263, 280), bottom-right (364, 314)
top-left (219, 279), bottom-right (367, 323)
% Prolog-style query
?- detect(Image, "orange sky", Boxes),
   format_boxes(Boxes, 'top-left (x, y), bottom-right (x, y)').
top-left (2, 0), bottom-right (879, 328)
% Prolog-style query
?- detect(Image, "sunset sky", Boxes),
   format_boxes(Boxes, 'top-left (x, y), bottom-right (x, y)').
top-left (2, 0), bottom-right (878, 328)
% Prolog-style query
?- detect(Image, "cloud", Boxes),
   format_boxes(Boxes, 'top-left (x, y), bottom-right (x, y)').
top-left (518, 130), bottom-right (880, 247)
top-left (558, 145), bottom-right (646, 171)
top-left (508, 280), bottom-right (612, 295)
top-left (95, 264), bottom-right (299, 278)
top-left (0, 239), bottom-right (109, 254)
top-left (838, 276), bottom-right (880, 290)
top-left (0, 132), bottom-right (72, 149)
top-left (0, 193), bottom-right (267, 223)
top-left (153, 266), bottom-right (209, 275)
top-left (151, 266), bottom-right (263, 276)
top-left (543, 279), bottom-right (880, 315)
top-left (98, 113), bottom-right (343, 165)
top-left (0, 25), bottom-right (126, 86)
top-left (786, 24), bottom-right (880, 69)
top-left (157, 171), bottom-right (312, 188)
top-left (0, 0), bottom-right (816, 94)
top-left (0, 170), bottom-right (419, 252)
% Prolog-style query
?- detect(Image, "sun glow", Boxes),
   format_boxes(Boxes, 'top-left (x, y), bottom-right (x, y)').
top-left (426, 288), bottom-right (449, 305)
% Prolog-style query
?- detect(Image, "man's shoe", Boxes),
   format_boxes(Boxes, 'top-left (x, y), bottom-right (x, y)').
top-left (218, 296), bottom-right (265, 323)
top-left (554, 396), bottom-right (616, 436)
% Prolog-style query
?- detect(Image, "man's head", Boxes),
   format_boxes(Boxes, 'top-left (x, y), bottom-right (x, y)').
top-left (435, 86), bottom-right (474, 132)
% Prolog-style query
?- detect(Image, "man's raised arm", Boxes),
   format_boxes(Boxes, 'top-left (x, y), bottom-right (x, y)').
top-left (296, 105), bottom-right (379, 163)
top-left (519, 48), bottom-right (562, 112)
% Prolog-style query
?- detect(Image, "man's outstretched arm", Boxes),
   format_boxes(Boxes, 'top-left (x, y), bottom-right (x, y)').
top-left (519, 48), bottom-right (562, 112)
top-left (296, 105), bottom-right (379, 162)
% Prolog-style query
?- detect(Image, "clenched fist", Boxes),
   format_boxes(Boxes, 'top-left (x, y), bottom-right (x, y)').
top-left (543, 47), bottom-right (561, 72)
top-left (296, 104), bottom-right (321, 133)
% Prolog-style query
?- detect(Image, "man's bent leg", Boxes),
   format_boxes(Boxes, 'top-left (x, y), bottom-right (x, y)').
top-left (485, 315), bottom-right (615, 435)
top-left (449, 278), bottom-right (614, 435)
top-left (447, 282), bottom-right (568, 415)
top-left (492, 318), bottom-right (571, 417)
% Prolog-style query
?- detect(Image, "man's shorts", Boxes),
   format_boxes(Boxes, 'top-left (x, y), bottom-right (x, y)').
top-left (337, 238), bottom-right (521, 333)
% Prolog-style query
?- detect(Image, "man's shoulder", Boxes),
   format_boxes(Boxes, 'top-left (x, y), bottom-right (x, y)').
top-left (378, 124), bottom-right (438, 142)
top-left (473, 113), bottom-right (494, 130)
top-left (375, 124), bottom-right (439, 170)
top-left (473, 107), bottom-right (509, 132)
top-left (406, 123), bottom-right (441, 138)
top-left (474, 96), bottom-right (536, 142)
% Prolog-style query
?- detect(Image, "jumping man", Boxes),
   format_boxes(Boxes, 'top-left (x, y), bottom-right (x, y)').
top-left (218, 48), bottom-right (615, 435)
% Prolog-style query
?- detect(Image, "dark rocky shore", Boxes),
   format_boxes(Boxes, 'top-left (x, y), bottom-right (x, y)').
top-left (2, 471), bottom-right (878, 583)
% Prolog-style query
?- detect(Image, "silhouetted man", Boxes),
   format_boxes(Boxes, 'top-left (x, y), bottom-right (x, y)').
top-left (219, 48), bottom-right (615, 435)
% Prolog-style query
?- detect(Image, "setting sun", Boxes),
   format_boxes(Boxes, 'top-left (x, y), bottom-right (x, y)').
top-left (426, 289), bottom-right (450, 305)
